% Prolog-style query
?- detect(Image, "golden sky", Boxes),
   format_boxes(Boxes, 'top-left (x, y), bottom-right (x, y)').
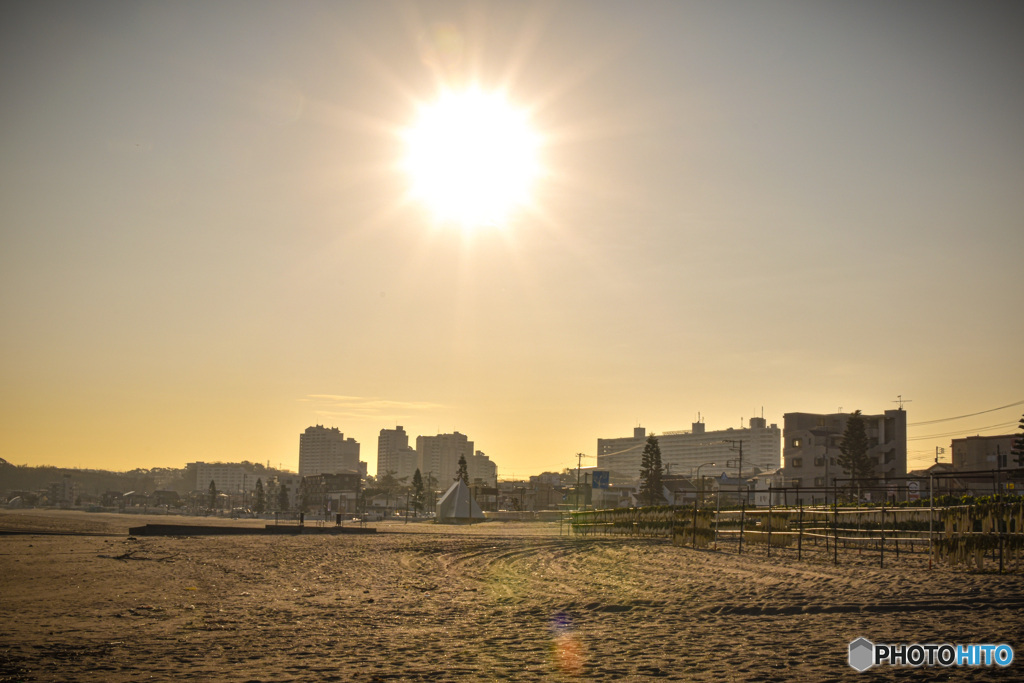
top-left (2, 1), bottom-right (1022, 477)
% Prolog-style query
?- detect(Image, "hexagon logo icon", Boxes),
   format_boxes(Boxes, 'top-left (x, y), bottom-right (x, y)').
top-left (849, 637), bottom-right (874, 672)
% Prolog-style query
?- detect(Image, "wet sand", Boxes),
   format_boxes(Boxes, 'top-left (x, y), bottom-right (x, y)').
top-left (1, 509), bottom-right (1022, 681)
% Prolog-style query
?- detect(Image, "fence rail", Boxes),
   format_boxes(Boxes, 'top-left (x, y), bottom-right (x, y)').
top-left (569, 500), bottom-right (1024, 572)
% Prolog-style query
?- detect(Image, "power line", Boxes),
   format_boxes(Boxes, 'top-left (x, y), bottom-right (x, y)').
top-left (596, 443), bottom-right (643, 458)
top-left (906, 421), bottom-right (1018, 441)
top-left (907, 399), bottom-right (1024, 427)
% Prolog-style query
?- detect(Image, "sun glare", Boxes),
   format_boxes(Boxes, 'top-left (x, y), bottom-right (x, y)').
top-left (403, 89), bottom-right (540, 229)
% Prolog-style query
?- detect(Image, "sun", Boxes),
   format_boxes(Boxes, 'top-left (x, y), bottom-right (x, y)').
top-left (403, 88), bottom-right (541, 229)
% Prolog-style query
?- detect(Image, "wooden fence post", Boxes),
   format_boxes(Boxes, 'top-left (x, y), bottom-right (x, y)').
top-left (833, 482), bottom-right (839, 566)
top-left (880, 503), bottom-right (885, 569)
top-left (692, 502), bottom-right (698, 548)
top-left (739, 501), bottom-right (745, 555)
top-left (797, 502), bottom-right (803, 561)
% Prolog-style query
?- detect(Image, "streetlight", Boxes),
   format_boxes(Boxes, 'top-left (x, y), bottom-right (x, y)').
top-left (694, 462), bottom-right (717, 506)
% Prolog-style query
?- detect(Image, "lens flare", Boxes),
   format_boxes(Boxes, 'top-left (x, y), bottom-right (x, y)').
top-left (549, 611), bottom-right (584, 675)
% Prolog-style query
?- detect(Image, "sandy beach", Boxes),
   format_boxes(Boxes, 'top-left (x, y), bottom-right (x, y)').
top-left (1, 509), bottom-right (1022, 681)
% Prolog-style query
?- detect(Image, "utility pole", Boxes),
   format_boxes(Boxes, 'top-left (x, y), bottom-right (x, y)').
top-left (725, 439), bottom-right (744, 505)
top-left (996, 445), bottom-right (1003, 496)
top-left (574, 453), bottom-right (593, 510)
top-left (575, 453), bottom-right (584, 510)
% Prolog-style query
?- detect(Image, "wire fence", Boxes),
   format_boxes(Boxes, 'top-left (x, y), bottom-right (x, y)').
top-left (569, 499), bottom-right (1024, 573)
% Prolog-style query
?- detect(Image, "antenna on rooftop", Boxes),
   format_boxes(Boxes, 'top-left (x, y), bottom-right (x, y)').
top-left (893, 395), bottom-right (912, 410)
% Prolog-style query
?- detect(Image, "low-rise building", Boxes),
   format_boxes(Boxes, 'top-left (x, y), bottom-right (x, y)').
top-left (191, 462), bottom-right (261, 495)
top-left (949, 433), bottom-right (1021, 496)
top-left (300, 471), bottom-right (361, 515)
top-left (951, 434), bottom-right (1016, 472)
top-left (906, 463), bottom-right (965, 499)
top-left (750, 469), bottom-right (787, 507)
top-left (662, 476), bottom-right (698, 506)
top-left (597, 418), bottom-right (782, 484)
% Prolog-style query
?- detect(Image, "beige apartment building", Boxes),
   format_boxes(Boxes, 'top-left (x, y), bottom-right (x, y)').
top-left (377, 426), bottom-right (420, 481)
top-left (416, 432), bottom-right (475, 486)
top-left (782, 409), bottom-right (907, 504)
top-left (951, 433), bottom-right (1016, 471)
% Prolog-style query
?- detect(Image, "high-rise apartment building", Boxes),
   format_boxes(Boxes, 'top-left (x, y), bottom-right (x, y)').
top-left (782, 409), bottom-right (907, 504)
top-left (298, 425), bottom-right (360, 477)
top-left (416, 432), bottom-right (475, 486)
top-left (377, 426), bottom-right (419, 481)
top-left (468, 450), bottom-right (498, 484)
top-left (377, 426), bottom-right (407, 475)
top-left (597, 418), bottom-right (781, 483)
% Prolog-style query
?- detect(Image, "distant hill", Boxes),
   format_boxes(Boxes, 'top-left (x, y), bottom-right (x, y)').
top-left (0, 463), bottom-right (177, 496)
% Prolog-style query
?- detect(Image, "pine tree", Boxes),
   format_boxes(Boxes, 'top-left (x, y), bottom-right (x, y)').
top-left (457, 455), bottom-right (469, 485)
top-left (425, 471), bottom-right (439, 510)
top-left (378, 470), bottom-right (406, 513)
top-left (277, 483), bottom-right (290, 512)
top-left (639, 435), bottom-right (664, 506)
top-left (411, 469), bottom-right (425, 514)
top-left (837, 410), bottom-right (875, 496)
top-left (254, 478), bottom-right (265, 514)
top-left (207, 480), bottom-right (217, 510)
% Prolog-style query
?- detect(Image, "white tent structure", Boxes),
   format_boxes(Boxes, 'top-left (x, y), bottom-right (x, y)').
top-left (436, 479), bottom-right (485, 522)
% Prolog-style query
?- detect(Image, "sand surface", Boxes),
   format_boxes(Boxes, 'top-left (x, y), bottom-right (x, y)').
top-left (1, 509), bottom-right (1022, 681)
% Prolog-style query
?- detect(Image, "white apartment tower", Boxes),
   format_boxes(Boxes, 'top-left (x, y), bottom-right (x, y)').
top-left (298, 425), bottom-right (360, 477)
top-left (597, 418), bottom-right (782, 483)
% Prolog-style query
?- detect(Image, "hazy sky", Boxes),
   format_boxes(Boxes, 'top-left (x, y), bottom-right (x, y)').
top-left (2, 0), bottom-right (1022, 477)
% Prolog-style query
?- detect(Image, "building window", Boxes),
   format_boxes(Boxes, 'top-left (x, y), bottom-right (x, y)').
top-left (792, 438), bottom-right (802, 448)
top-left (790, 458), bottom-right (802, 468)
top-left (814, 477), bottom-right (825, 487)
top-left (814, 457), bottom-right (824, 467)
